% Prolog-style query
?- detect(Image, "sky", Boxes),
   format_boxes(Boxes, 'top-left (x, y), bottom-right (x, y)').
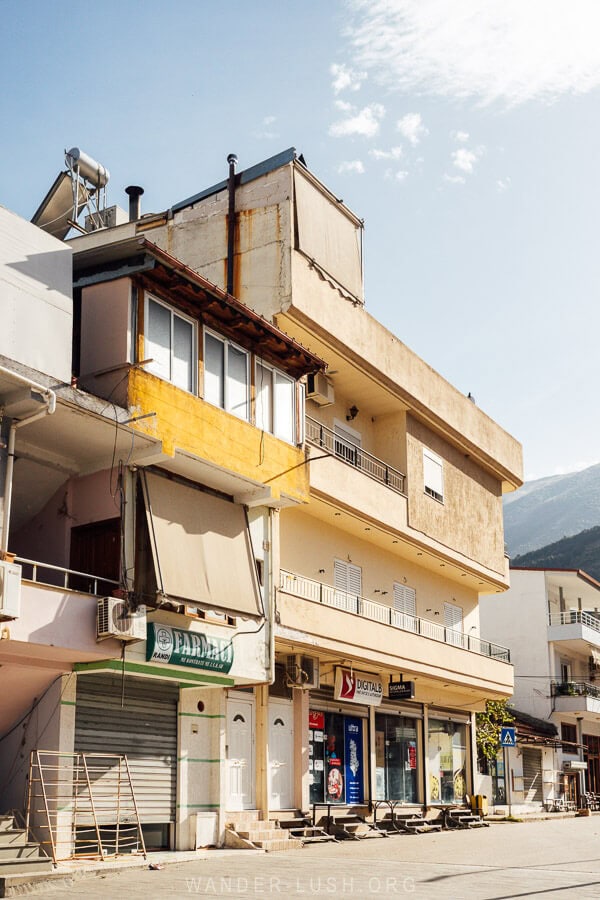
top-left (2, 0), bottom-right (600, 482)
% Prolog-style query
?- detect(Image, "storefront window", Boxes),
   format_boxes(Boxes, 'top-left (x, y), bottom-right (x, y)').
top-left (375, 714), bottom-right (418, 803)
top-left (309, 710), bottom-right (364, 805)
top-left (427, 718), bottom-right (467, 804)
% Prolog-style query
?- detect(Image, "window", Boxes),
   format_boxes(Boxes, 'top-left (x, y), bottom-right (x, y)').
top-left (255, 361), bottom-right (297, 444)
top-left (146, 294), bottom-right (196, 392)
top-left (204, 330), bottom-right (249, 420)
top-left (427, 718), bottom-right (468, 804)
top-left (561, 722), bottom-right (577, 754)
top-left (393, 582), bottom-right (418, 631)
top-left (423, 448), bottom-right (444, 502)
top-left (444, 602), bottom-right (463, 648)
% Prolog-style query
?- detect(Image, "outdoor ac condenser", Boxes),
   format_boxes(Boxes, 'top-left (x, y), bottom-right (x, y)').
top-left (0, 560), bottom-right (21, 620)
top-left (96, 597), bottom-right (146, 642)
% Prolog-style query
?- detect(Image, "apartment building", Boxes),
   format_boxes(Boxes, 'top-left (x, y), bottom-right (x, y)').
top-left (0, 201), bottom-right (323, 855)
top-left (480, 567), bottom-right (600, 811)
top-left (67, 148), bottom-right (523, 824)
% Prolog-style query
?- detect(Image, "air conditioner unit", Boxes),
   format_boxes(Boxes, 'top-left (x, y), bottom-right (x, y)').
top-left (0, 560), bottom-right (21, 620)
top-left (285, 654), bottom-right (320, 689)
top-left (306, 373), bottom-right (334, 407)
top-left (97, 597), bottom-right (146, 642)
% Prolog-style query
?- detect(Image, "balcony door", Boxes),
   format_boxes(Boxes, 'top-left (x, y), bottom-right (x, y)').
top-left (334, 559), bottom-right (362, 613)
top-left (444, 602), bottom-right (464, 648)
top-left (70, 517), bottom-right (120, 595)
top-left (334, 421), bottom-right (361, 466)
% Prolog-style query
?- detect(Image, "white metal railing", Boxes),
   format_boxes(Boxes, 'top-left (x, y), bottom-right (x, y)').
top-left (16, 557), bottom-right (119, 596)
top-left (306, 416), bottom-right (406, 494)
top-left (280, 570), bottom-right (510, 662)
top-left (549, 610), bottom-right (600, 634)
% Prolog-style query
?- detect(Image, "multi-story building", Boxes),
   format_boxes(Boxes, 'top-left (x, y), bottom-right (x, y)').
top-left (480, 566), bottom-right (600, 811)
top-left (66, 148), bottom-right (522, 825)
top-left (0, 201), bottom-right (323, 855)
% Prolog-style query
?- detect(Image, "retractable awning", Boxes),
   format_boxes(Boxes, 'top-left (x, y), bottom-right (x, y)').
top-left (141, 471), bottom-right (263, 618)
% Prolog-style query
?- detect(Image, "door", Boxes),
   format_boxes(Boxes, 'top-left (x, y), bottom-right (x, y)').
top-left (268, 699), bottom-right (294, 810)
top-left (70, 518), bottom-right (121, 594)
top-left (227, 696), bottom-right (255, 810)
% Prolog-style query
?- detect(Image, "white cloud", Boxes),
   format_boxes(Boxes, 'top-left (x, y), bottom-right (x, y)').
top-left (444, 173), bottom-right (466, 185)
top-left (329, 103), bottom-right (385, 138)
top-left (331, 62), bottom-right (367, 94)
top-left (335, 99), bottom-right (354, 112)
top-left (452, 147), bottom-right (482, 173)
top-left (453, 130), bottom-right (469, 143)
top-left (263, 116), bottom-right (276, 126)
top-left (369, 146), bottom-right (403, 160)
top-left (395, 170), bottom-right (409, 181)
top-left (337, 160), bottom-right (366, 174)
top-left (496, 176), bottom-right (512, 192)
top-left (345, 0), bottom-right (600, 106)
top-left (396, 112), bottom-right (428, 145)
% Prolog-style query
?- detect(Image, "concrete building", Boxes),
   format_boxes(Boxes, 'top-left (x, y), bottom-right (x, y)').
top-left (1, 146), bottom-right (522, 860)
top-left (480, 567), bottom-right (600, 812)
top-left (67, 148), bottom-right (523, 828)
top-left (0, 202), bottom-right (323, 857)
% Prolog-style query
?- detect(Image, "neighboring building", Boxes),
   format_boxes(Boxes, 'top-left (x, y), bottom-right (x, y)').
top-left (480, 566), bottom-right (600, 812)
top-left (68, 148), bottom-right (523, 824)
top-left (0, 203), bottom-right (323, 854)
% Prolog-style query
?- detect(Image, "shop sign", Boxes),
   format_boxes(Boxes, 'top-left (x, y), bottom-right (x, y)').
top-left (344, 717), bottom-right (364, 804)
top-left (334, 668), bottom-right (383, 706)
top-left (146, 623), bottom-right (234, 673)
top-left (388, 680), bottom-right (415, 700)
top-left (309, 710), bottom-right (325, 730)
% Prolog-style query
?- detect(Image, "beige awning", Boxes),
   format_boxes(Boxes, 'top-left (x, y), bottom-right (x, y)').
top-left (141, 471), bottom-right (263, 618)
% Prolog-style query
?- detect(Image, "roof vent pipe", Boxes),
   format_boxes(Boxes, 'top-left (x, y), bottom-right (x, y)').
top-left (125, 185), bottom-right (144, 222)
top-left (226, 154), bottom-right (237, 295)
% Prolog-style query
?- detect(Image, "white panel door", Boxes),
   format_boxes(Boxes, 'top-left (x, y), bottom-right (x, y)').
top-left (227, 697), bottom-right (255, 810)
top-left (268, 699), bottom-right (294, 810)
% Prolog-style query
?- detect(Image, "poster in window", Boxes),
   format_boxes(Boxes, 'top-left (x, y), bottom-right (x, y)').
top-left (344, 716), bottom-right (364, 805)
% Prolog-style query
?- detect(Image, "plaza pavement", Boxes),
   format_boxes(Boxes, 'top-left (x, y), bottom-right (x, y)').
top-left (5, 816), bottom-right (600, 899)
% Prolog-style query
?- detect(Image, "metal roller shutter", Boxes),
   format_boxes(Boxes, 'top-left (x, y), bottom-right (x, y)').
top-left (522, 748), bottom-right (543, 802)
top-left (75, 674), bottom-right (178, 824)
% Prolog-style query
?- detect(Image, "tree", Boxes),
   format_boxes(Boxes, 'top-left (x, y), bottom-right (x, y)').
top-left (476, 699), bottom-right (514, 763)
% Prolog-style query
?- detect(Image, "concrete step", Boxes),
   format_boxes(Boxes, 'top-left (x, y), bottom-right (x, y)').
top-left (0, 855), bottom-right (54, 878)
top-left (0, 829), bottom-right (28, 847)
top-left (0, 843), bottom-right (42, 861)
top-left (0, 816), bottom-right (16, 833)
top-left (237, 828), bottom-right (287, 842)
top-left (253, 838), bottom-right (302, 851)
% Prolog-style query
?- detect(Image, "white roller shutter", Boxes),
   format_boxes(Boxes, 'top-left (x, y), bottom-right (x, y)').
top-left (522, 748), bottom-right (543, 803)
top-left (75, 674), bottom-right (178, 825)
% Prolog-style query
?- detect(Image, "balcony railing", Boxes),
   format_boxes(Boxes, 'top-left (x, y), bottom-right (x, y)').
top-left (549, 610), bottom-right (600, 634)
top-left (551, 681), bottom-right (600, 699)
top-left (16, 557), bottom-right (119, 597)
top-left (306, 416), bottom-right (406, 495)
top-left (280, 569), bottom-right (510, 662)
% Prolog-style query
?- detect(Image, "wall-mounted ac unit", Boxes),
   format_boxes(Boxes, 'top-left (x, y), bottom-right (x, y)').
top-left (285, 654), bottom-right (320, 689)
top-left (97, 598), bottom-right (146, 642)
top-left (306, 373), bottom-right (334, 407)
top-left (0, 560), bottom-right (21, 620)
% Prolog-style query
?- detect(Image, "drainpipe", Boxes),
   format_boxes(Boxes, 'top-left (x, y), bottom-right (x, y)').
top-left (0, 368), bottom-right (56, 552)
top-left (226, 154), bottom-right (237, 296)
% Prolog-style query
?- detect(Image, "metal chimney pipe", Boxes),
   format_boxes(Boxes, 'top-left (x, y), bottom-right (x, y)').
top-left (125, 185), bottom-right (144, 222)
top-left (226, 154), bottom-right (237, 295)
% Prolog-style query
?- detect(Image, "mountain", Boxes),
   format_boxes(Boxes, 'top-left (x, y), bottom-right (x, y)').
top-left (503, 462), bottom-right (600, 557)
top-left (511, 526), bottom-right (600, 582)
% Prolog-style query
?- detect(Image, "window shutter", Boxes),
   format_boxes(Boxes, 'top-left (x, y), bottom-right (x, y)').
top-left (444, 602), bottom-right (463, 631)
top-left (423, 448), bottom-right (444, 500)
top-left (394, 583), bottom-right (416, 616)
top-left (348, 564), bottom-right (362, 597)
top-left (334, 559), bottom-right (362, 597)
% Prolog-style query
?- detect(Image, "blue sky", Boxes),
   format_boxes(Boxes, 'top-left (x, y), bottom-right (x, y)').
top-left (2, 0), bottom-right (600, 481)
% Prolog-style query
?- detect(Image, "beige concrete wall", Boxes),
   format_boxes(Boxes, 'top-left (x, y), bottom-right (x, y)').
top-left (406, 416), bottom-right (506, 576)
top-left (280, 508), bottom-right (479, 625)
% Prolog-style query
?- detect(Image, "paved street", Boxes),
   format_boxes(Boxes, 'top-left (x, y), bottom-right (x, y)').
top-left (25, 817), bottom-right (600, 899)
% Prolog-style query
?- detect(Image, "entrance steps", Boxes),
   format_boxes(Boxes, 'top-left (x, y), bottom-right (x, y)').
top-left (225, 811), bottom-right (302, 852)
top-left (393, 814), bottom-right (442, 835)
top-left (330, 813), bottom-right (388, 840)
top-left (272, 811), bottom-right (338, 845)
top-left (0, 813), bottom-right (53, 878)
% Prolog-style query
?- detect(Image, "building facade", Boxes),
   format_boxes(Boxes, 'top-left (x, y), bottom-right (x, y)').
top-left (480, 567), bottom-right (600, 812)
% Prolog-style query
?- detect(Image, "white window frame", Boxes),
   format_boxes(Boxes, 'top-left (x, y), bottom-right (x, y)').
top-left (203, 328), bottom-right (250, 421)
top-left (255, 359), bottom-right (298, 445)
top-left (145, 293), bottom-right (197, 393)
top-left (423, 447), bottom-right (444, 503)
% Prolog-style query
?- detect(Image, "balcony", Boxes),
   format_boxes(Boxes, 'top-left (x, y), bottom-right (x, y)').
top-left (279, 569), bottom-right (510, 663)
top-left (548, 610), bottom-right (600, 651)
top-left (551, 681), bottom-right (600, 715)
top-left (306, 416), bottom-right (405, 495)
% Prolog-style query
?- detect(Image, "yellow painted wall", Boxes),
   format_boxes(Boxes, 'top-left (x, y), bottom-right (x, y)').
top-left (128, 368), bottom-right (310, 503)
